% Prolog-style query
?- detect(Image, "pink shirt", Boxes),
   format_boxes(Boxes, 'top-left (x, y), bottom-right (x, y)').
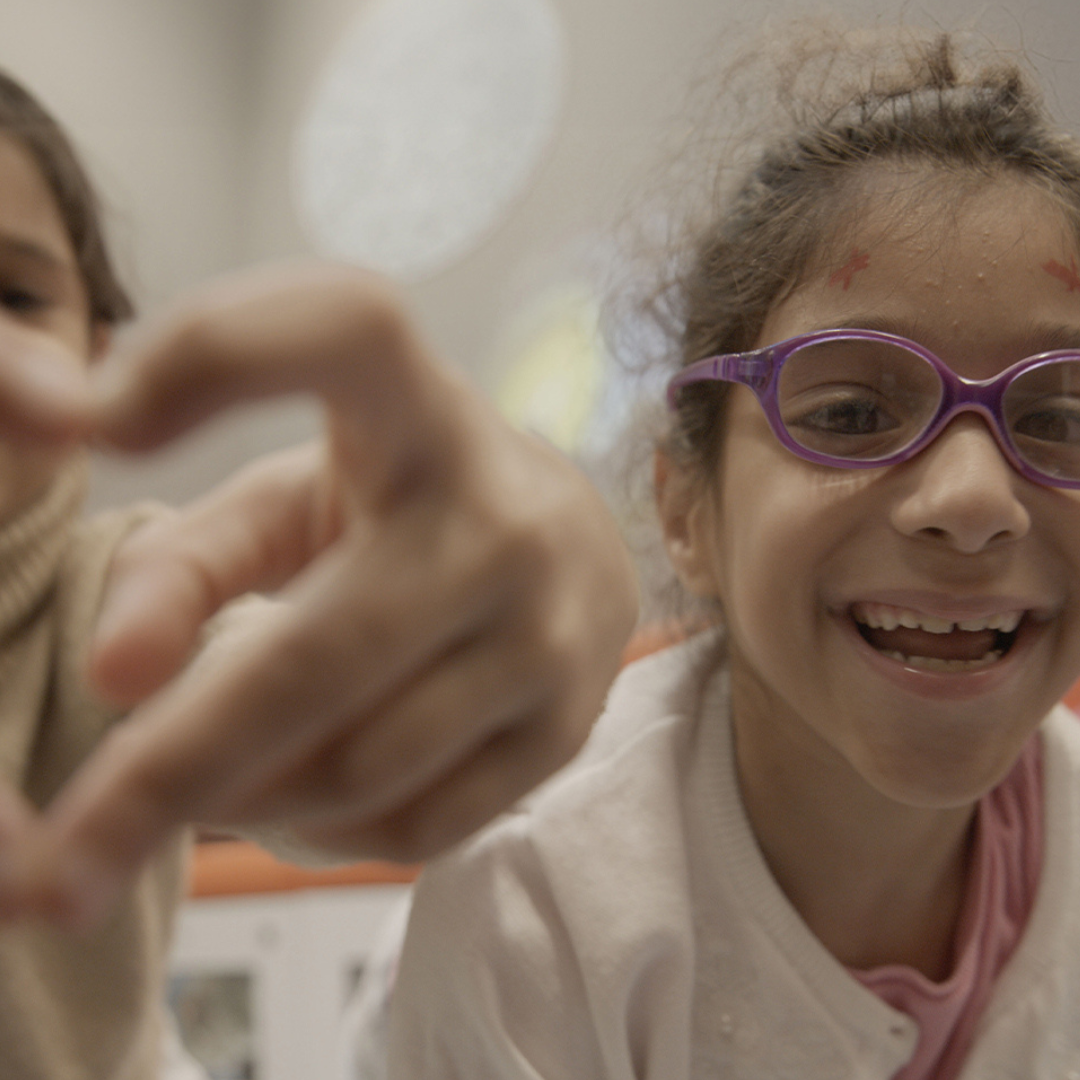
top-left (851, 736), bottom-right (1044, 1080)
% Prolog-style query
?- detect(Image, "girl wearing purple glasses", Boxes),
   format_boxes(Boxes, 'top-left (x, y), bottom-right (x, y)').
top-left (388, 24), bottom-right (1080, 1080)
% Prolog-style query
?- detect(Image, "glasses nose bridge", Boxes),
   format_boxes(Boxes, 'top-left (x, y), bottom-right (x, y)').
top-left (928, 372), bottom-right (1014, 456)
top-left (947, 368), bottom-right (1009, 408)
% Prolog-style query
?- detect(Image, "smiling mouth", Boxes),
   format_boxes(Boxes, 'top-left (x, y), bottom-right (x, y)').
top-left (850, 602), bottom-right (1025, 672)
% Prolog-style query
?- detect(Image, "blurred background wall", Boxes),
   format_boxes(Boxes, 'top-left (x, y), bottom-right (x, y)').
top-left (1, 0), bottom-right (1078, 508)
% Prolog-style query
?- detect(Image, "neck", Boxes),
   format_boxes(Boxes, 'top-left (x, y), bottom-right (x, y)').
top-left (730, 665), bottom-right (977, 981)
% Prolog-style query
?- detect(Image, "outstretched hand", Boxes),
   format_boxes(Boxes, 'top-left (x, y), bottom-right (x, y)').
top-left (0, 262), bottom-right (638, 928)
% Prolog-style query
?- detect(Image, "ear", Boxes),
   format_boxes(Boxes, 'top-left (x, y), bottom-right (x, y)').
top-left (88, 321), bottom-right (112, 362)
top-left (654, 448), bottom-right (722, 600)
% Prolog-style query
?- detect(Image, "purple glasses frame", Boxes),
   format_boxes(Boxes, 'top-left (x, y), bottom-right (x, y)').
top-left (666, 328), bottom-right (1080, 489)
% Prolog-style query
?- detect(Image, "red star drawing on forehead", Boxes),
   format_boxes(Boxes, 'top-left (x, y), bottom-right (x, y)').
top-left (828, 248), bottom-right (871, 291)
top-left (1043, 257), bottom-right (1080, 292)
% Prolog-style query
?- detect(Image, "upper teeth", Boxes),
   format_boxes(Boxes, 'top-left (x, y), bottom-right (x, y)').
top-left (853, 603), bottom-right (1022, 635)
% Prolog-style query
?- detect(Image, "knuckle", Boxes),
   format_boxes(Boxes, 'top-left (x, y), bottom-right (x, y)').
top-left (330, 269), bottom-right (413, 359)
top-left (504, 586), bottom-right (583, 677)
top-left (158, 308), bottom-right (234, 389)
top-left (479, 515), bottom-right (558, 598)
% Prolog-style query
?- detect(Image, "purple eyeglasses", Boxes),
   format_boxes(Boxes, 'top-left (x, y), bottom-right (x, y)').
top-left (666, 328), bottom-right (1080, 489)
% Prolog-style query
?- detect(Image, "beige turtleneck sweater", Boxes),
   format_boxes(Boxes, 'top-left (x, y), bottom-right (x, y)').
top-left (0, 462), bottom-right (188, 1080)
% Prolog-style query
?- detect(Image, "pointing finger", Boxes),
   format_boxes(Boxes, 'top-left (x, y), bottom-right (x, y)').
top-left (89, 263), bottom-right (458, 497)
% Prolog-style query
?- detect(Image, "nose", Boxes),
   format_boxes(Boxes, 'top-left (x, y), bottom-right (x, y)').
top-left (890, 415), bottom-right (1031, 553)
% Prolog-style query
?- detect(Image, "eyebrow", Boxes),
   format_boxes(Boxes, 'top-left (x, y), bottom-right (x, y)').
top-left (1020, 323), bottom-right (1080, 352)
top-left (810, 316), bottom-right (932, 340)
top-left (804, 316), bottom-right (1080, 355)
top-left (0, 232), bottom-right (74, 274)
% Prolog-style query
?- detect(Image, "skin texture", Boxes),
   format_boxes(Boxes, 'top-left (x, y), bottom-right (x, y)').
top-left (658, 168), bottom-right (1080, 979)
top-left (0, 134), bottom-right (638, 929)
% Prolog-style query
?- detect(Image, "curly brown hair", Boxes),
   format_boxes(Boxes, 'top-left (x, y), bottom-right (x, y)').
top-left (650, 24), bottom-right (1080, 477)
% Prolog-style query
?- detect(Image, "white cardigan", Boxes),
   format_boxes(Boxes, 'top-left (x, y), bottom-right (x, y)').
top-left (387, 632), bottom-right (1080, 1079)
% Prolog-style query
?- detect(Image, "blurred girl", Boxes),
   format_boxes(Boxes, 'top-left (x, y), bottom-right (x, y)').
top-left (0, 65), bottom-right (635, 1079)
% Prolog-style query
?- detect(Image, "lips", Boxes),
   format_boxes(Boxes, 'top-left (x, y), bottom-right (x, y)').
top-left (850, 600), bottom-right (1025, 670)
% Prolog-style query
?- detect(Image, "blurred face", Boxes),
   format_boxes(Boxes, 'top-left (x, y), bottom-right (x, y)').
top-left (667, 172), bottom-right (1080, 811)
top-left (0, 131), bottom-right (99, 519)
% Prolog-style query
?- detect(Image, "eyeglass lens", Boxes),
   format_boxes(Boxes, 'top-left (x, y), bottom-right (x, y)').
top-left (1004, 361), bottom-right (1080, 481)
top-left (775, 339), bottom-right (1080, 481)
top-left (777, 339), bottom-right (943, 460)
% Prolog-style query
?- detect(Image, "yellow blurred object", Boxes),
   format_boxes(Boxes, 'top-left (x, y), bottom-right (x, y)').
top-left (495, 286), bottom-right (604, 454)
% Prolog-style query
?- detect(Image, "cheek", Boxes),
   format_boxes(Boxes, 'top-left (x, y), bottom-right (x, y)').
top-left (717, 488), bottom-right (799, 645)
top-left (55, 311), bottom-right (97, 364)
top-left (713, 452), bottom-right (799, 636)
top-left (714, 387), bottom-right (885, 620)
top-left (715, 441), bottom-right (875, 648)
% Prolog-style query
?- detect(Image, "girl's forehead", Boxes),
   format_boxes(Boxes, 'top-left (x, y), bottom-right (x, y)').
top-left (815, 168), bottom-right (1072, 274)
top-left (0, 130), bottom-right (76, 265)
top-left (761, 171), bottom-right (1080, 363)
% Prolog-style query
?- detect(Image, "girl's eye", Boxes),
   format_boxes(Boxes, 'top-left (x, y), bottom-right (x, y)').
top-left (0, 287), bottom-right (48, 315)
top-left (789, 395), bottom-right (900, 436)
top-left (780, 386), bottom-right (920, 460)
top-left (1012, 404), bottom-right (1080, 445)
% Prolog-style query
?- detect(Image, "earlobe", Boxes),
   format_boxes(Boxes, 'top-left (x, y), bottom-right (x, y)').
top-left (654, 449), bottom-right (722, 600)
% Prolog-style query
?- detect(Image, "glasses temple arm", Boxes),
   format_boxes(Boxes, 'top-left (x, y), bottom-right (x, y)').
top-left (666, 352), bottom-right (774, 408)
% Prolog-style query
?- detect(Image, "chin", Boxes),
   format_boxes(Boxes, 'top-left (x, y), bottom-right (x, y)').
top-left (861, 740), bottom-right (1026, 810)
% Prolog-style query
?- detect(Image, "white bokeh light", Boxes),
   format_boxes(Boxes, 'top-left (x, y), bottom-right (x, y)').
top-left (294, 0), bottom-right (566, 282)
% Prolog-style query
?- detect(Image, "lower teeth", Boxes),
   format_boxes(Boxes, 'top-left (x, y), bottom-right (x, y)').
top-left (882, 650), bottom-right (1003, 672)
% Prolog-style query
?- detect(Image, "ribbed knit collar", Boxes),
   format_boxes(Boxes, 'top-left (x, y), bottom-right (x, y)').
top-left (0, 459), bottom-right (87, 642)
